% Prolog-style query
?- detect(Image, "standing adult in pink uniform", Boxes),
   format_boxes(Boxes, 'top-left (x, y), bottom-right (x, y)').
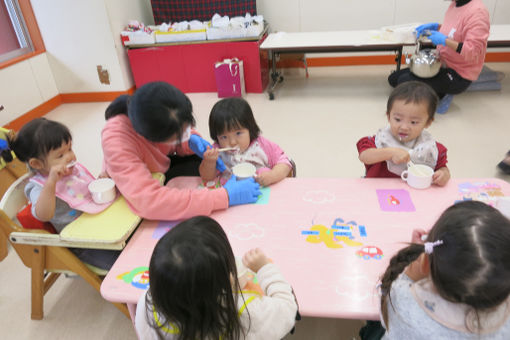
top-left (101, 81), bottom-right (261, 221)
top-left (388, 0), bottom-right (490, 113)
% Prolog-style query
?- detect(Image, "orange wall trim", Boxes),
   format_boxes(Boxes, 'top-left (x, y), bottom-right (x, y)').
top-left (4, 95), bottom-right (62, 131)
top-left (3, 87), bottom-right (135, 130)
top-left (61, 87), bottom-right (135, 103)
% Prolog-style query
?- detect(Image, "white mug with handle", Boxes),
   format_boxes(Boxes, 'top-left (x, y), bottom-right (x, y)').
top-left (401, 162), bottom-right (434, 189)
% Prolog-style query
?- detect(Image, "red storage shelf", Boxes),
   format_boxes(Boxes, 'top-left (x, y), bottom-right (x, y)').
top-left (127, 35), bottom-right (269, 93)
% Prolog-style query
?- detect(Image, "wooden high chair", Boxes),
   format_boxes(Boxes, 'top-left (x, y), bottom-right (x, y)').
top-left (0, 174), bottom-right (130, 320)
top-left (0, 127), bottom-right (28, 261)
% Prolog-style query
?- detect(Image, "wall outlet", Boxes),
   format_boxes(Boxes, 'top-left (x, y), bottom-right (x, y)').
top-left (97, 65), bottom-right (110, 85)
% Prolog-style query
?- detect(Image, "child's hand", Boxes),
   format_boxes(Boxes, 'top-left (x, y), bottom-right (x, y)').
top-left (242, 248), bottom-right (271, 273)
top-left (411, 228), bottom-right (427, 244)
top-left (433, 167), bottom-right (450, 186)
top-left (255, 171), bottom-right (276, 187)
top-left (48, 163), bottom-right (72, 183)
top-left (203, 146), bottom-right (219, 163)
top-left (98, 170), bottom-right (110, 179)
top-left (391, 148), bottom-right (410, 164)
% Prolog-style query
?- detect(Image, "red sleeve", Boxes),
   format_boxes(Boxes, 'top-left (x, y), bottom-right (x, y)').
top-left (356, 136), bottom-right (376, 154)
top-left (435, 142), bottom-right (448, 170)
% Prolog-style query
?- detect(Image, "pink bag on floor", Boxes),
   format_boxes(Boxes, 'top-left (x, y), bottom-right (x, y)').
top-left (214, 58), bottom-right (246, 98)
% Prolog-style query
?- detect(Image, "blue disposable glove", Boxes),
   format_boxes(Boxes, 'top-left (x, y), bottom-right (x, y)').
top-left (188, 134), bottom-right (226, 172)
top-left (415, 22), bottom-right (439, 38)
top-left (188, 134), bottom-right (210, 157)
top-left (224, 176), bottom-right (261, 206)
top-left (428, 31), bottom-right (447, 46)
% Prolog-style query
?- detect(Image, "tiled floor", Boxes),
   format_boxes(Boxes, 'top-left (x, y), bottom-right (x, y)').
top-left (1, 63), bottom-right (510, 339)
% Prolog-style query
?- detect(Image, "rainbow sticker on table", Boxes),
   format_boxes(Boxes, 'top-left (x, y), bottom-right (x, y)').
top-left (117, 266), bottom-right (149, 289)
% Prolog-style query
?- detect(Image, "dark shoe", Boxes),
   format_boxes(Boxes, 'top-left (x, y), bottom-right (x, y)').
top-left (498, 161), bottom-right (510, 175)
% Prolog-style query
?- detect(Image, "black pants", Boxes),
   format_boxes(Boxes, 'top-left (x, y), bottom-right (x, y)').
top-left (359, 320), bottom-right (385, 340)
top-left (388, 67), bottom-right (472, 98)
top-left (164, 154), bottom-right (202, 183)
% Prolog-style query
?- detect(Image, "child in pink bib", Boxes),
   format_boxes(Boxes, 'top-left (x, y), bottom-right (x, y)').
top-left (30, 162), bottom-right (114, 214)
top-left (3, 118), bottom-right (120, 270)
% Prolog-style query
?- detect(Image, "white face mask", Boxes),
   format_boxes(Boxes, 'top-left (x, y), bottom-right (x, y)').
top-left (169, 125), bottom-right (191, 145)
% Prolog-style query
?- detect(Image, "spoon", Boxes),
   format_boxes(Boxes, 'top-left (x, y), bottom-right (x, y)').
top-left (66, 160), bottom-right (77, 168)
top-left (217, 147), bottom-right (239, 152)
top-left (407, 161), bottom-right (428, 177)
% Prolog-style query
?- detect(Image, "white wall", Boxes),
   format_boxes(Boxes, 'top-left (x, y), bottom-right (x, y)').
top-left (0, 0), bottom-right (152, 126)
top-left (104, 0), bottom-right (154, 91)
top-left (258, 0), bottom-right (509, 32)
top-left (0, 53), bottom-right (58, 126)
top-left (31, 0), bottom-right (125, 93)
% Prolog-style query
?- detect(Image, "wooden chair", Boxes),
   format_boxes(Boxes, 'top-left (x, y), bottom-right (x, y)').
top-left (0, 174), bottom-right (129, 320)
top-left (289, 159), bottom-right (297, 178)
top-left (1, 127), bottom-right (28, 261)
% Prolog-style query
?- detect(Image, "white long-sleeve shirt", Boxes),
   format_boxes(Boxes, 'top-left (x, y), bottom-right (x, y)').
top-left (135, 263), bottom-right (298, 340)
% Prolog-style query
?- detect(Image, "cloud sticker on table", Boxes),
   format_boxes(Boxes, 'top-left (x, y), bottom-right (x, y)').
top-left (302, 190), bottom-right (336, 204)
top-left (228, 223), bottom-right (265, 240)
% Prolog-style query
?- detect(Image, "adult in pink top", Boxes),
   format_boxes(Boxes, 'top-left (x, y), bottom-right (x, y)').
top-left (388, 0), bottom-right (490, 98)
top-left (101, 82), bottom-right (261, 221)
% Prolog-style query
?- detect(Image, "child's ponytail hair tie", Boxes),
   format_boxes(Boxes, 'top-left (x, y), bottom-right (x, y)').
top-left (424, 240), bottom-right (443, 254)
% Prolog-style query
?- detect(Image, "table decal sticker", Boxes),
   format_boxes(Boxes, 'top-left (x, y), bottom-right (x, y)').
top-left (117, 266), bottom-right (150, 289)
top-left (455, 181), bottom-right (503, 205)
top-left (303, 217), bottom-right (364, 249)
top-left (376, 189), bottom-right (415, 212)
top-left (355, 246), bottom-right (384, 260)
top-left (255, 187), bottom-right (271, 205)
top-left (152, 220), bottom-right (179, 239)
top-left (228, 222), bottom-right (265, 240)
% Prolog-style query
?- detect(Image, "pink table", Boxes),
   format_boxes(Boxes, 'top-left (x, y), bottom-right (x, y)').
top-left (101, 177), bottom-right (509, 321)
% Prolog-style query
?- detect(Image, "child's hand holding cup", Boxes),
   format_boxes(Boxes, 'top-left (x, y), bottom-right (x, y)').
top-left (401, 162), bottom-right (434, 189)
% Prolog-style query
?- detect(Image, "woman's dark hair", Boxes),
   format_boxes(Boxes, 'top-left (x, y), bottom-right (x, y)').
top-left (209, 97), bottom-right (260, 143)
top-left (146, 216), bottom-right (245, 340)
top-left (2, 118), bottom-right (72, 164)
top-left (105, 82), bottom-right (195, 143)
top-left (386, 81), bottom-right (438, 121)
top-left (380, 201), bottom-right (510, 332)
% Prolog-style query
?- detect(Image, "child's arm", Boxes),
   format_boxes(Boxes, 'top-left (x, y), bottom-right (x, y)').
top-left (359, 147), bottom-right (410, 165)
top-left (35, 164), bottom-right (71, 221)
top-left (432, 166), bottom-right (450, 186)
top-left (241, 248), bottom-right (298, 338)
top-left (255, 163), bottom-right (291, 187)
top-left (199, 146), bottom-right (220, 182)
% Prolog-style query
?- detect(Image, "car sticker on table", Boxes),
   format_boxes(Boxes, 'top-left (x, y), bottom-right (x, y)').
top-left (376, 189), bottom-right (415, 212)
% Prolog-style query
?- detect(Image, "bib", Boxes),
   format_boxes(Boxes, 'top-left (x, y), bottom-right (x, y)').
top-left (30, 162), bottom-right (114, 214)
top-left (411, 277), bottom-right (510, 333)
top-left (375, 125), bottom-right (438, 176)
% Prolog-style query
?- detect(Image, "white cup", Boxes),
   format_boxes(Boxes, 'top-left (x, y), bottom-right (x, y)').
top-left (496, 196), bottom-right (510, 219)
top-left (401, 163), bottom-right (434, 189)
top-left (88, 178), bottom-right (116, 204)
top-left (232, 163), bottom-right (256, 180)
